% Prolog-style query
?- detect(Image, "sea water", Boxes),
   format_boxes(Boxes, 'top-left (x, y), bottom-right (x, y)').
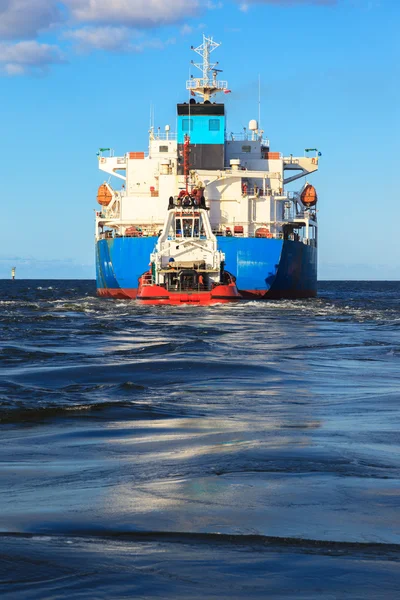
top-left (0, 280), bottom-right (399, 598)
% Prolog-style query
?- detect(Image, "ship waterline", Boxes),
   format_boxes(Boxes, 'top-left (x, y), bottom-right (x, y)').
top-left (96, 237), bottom-right (317, 299)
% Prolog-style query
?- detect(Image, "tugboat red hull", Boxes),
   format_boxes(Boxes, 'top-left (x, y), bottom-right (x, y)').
top-left (137, 283), bottom-right (241, 305)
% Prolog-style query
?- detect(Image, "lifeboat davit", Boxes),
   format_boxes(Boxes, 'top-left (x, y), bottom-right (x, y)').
top-left (300, 184), bottom-right (318, 207)
top-left (97, 184), bottom-right (112, 206)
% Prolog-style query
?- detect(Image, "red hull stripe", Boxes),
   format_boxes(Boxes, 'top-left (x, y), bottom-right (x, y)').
top-left (97, 288), bottom-right (316, 300)
top-left (97, 288), bottom-right (138, 299)
top-left (136, 283), bottom-right (241, 305)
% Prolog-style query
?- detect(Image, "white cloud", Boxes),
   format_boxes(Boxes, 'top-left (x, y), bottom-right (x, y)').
top-left (238, 0), bottom-right (335, 5)
top-left (0, 0), bottom-right (62, 40)
top-left (0, 0), bottom-right (215, 75)
top-left (0, 40), bottom-right (66, 75)
top-left (64, 26), bottom-right (135, 52)
top-left (4, 63), bottom-right (25, 75)
top-left (180, 24), bottom-right (194, 36)
top-left (63, 0), bottom-right (202, 27)
top-left (0, 0), bottom-right (211, 42)
top-left (64, 26), bottom-right (176, 53)
top-left (135, 37), bottom-right (176, 52)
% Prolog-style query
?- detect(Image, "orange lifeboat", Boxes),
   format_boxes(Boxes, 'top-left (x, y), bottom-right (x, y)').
top-left (125, 226), bottom-right (142, 237)
top-left (97, 184), bottom-right (112, 206)
top-left (255, 227), bottom-right (272, 238)
top-left (300, 184), bottom-right (318, 207)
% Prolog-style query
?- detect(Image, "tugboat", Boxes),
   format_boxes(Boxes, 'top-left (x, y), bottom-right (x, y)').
top-left (137, 189), bottom-right (241, 305)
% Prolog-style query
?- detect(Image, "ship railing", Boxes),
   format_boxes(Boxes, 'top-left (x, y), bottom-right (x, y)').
top-left (140, 273), bottom-right (154, 286)
top-left (100, 209), bottom-right (120, 219)
top-left (242, 188), bottom-right (287, 198)
top-left (161, 261), bottom-right (214, 271)
top-left (209, 224), bottom-right (316, 245)
top-left (98, 230), bottom-right (157, 240)
top-left (283, 157), bottom-right (302, 165)
top-left (168, 198), bottom-right (207, 210)
top-left (215, 230), bottom-right (280, 239)
top-left (151, 132), bottom-right (177, 141)
top-left (124, 229), bottom-right (159, 238)
top-left (187, 79), bottom-right (228, 90)
top-left (292, 210), bottom-right (317, 221)
top-left (226, 133), bottom-right (270, 145)
top-left (165, 281), bottom-right (209, 292)
top-left (244, 187), bottom-right (272, 197)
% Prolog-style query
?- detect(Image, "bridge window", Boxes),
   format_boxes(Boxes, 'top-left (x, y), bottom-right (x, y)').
top-left (182, 118), bottom-right (193, 131)
top-left (173, 216), bottom-right (203, 239)
top-left (209, 119), bottom-right (220, 131)
top-left (183, 219), bottom-right (192, 237)
top-left (242, 145), bottom-right (251, 153)
top-left (159, 145), bottom-right (168, 152)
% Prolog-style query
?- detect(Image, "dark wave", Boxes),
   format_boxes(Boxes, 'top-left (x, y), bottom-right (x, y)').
top-left (1, 531), bottom-right (399, 556)
top-left (0, 399), bottom-right (175, 424)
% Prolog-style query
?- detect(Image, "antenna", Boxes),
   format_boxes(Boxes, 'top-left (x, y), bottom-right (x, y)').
top-left (186, 35), bottom-right (228, 102)
top-left (148, 104), bottom-right (155, 154)
top-left (258, 74), bottom-right (261, 132)
top-left (188, 66), bottom-right (192, 135)
top-left (192, 35), bottom-right (219, 84)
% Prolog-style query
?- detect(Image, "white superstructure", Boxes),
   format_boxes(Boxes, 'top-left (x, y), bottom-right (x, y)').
top-left (96, 35), bottom-right (319, 247)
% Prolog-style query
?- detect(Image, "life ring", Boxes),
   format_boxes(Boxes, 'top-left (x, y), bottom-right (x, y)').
top-left (311, 158), bottom-right (316, 165)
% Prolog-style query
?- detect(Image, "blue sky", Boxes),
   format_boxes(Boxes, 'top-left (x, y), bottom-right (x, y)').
top-left (0, 0), bottom-right (398, 280)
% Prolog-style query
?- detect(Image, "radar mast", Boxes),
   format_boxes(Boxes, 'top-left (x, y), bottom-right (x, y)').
top-left (187, 35), bottom-right (228, 102)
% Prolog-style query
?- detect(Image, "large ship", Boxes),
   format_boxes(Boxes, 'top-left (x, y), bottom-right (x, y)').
top-left (95, 36), bottom-right (319, 301)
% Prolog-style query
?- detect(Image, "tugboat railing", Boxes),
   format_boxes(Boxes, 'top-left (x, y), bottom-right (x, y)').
top-left (165, 282), bottom-right (209, 292)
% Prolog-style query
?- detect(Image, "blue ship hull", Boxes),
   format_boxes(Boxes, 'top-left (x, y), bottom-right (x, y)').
top-left (96, 237), bottom-right (317, 299)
